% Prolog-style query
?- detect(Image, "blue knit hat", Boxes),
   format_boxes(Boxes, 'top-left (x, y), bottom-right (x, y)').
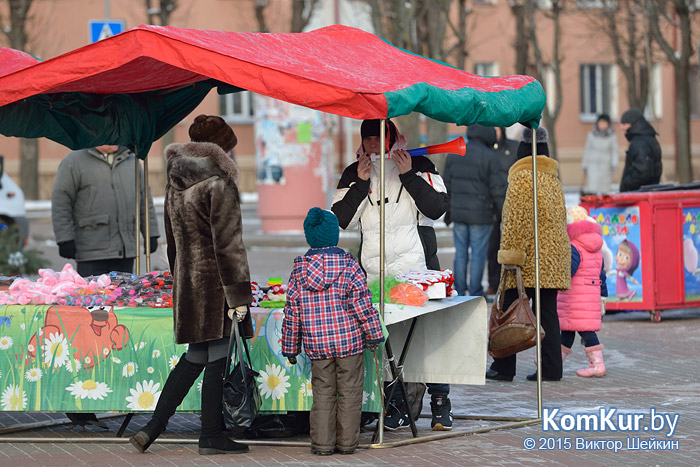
top-left (303, 208), bottom-right (339, 248)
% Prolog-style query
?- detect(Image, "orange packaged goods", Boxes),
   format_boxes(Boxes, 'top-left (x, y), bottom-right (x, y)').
top-left (388, 282), bottom-right (429, 306)
top-left (395, 269), bottom-right (456, 299)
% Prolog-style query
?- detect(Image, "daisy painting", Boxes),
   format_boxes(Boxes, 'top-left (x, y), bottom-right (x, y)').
top-left (301, 378), bottom-right (313, 398)
top-left (66, 380), bottom-right (112, 400)
top-left (1, 384), bottom-right (27, 410)
top-left (0, 336), bottom-right (13, 350)
top-left (256, 364), bottom-right (290, 401)
top-left (25, 367), bottom-right (43, 382)
top-left (122, 362), bottom-right (138, 377)
top-left (125, 380), bottom-right (161, 411)
top-left (42, 332), bottom-right (70, 368)
top-left (168, 355), bottom-right (180, 370)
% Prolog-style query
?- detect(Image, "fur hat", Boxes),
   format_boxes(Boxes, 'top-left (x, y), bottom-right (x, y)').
top-left (303, 208), bottom-right (339, 249)
top-left (621, 109), bottom-right (643, 125)
top-left (567, 205), bottom-right (597, 224)
top-left (517, 126), bottom-right (549, 159)
top-left (189, 115), bottom-right (237, 153)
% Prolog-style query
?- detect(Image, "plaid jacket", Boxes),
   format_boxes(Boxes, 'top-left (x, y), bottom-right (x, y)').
top-left (281, 247), bottom-right (384, 360)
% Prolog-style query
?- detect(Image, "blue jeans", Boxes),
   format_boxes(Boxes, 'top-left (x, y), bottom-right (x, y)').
top-left (452, 223), bottom-right (493, 296)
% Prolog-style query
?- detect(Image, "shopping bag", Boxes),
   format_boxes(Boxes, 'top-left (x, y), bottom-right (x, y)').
top-left (222, 316), bottom-right (262, 434)
top-left (488, 265), bottom-right (545, 359)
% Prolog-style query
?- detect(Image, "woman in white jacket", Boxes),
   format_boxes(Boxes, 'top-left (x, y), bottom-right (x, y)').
top-left (331, 119), bottom-right (452, 432)
top-left (581, 114), bottom-right (619, 195)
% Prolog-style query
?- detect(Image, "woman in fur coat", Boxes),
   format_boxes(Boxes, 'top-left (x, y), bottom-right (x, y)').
top-left (485, 126), bottom-right (571, 382)
top-left (130, 115), bottom-right (253, 456)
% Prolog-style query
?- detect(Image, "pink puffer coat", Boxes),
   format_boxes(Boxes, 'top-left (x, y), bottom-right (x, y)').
top-left (557, 220), bottom-right (604, 331)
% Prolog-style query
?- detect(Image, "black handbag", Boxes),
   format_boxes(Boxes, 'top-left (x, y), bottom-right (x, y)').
top-left (222, 313), bottom-right (262, 434)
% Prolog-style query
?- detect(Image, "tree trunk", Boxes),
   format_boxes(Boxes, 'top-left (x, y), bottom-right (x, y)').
top-left (512, 2), bottom-right (529, 75)
top-left (676, 65), bottom-right (692, 183)
top-left (19, 138), bottom-right (38, 200)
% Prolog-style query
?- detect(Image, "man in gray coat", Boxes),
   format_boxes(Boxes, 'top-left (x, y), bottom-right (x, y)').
top-left (52, 145), bottom-right (159, 277)
top-left (444, 125), bottom-right (506, 296)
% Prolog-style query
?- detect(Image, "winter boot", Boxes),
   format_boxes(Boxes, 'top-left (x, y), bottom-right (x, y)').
top-left (561, 345), bottom-right (572, 362)
top-left (130, 354), bottom-right (205, 453)
top-left (576, 345), bottom-right (606, 378)
top-left (198, 358), bottom-right (250, 455)
top-left (430, 395), bottom-right (453, 431)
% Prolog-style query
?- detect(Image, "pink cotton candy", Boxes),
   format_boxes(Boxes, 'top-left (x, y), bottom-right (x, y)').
top-left (18, 294), bottom-right (31, 305)
top-left (0, 294), bottom-right (8, 305)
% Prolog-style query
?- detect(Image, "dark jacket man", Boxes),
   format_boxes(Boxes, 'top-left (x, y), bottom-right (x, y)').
top-left (619, 110), bottom-right (662, 192)
top-left (444, 124), bottom-right (506, 225)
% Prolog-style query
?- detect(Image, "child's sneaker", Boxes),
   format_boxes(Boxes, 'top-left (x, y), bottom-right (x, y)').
top-left (383, 409), bottom-right (410, 431)
top-left (430, 395), bottom-right (453, 431)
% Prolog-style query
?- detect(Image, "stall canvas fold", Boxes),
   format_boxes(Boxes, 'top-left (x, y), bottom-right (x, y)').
top-left (0, 24), bottom-right (544, 156)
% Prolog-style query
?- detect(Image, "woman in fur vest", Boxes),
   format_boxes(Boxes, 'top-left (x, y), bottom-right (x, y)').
top-left (130, 115), bottom-right (253, 455)
top-left (485, 126), bottom-right (571, 382)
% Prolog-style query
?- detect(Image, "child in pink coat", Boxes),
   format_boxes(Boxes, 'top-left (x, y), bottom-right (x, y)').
top-left (556, 206), bottom-right (607, 378)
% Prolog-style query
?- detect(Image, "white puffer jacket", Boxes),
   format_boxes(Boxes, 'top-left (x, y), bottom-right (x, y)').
top-left (332, 140), bottom-right (447, 282)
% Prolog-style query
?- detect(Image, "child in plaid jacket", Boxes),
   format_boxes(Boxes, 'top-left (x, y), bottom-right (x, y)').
top-left (282, 207), bottom-right (384, 456)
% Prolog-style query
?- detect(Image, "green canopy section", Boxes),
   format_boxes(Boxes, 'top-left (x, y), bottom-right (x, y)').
top-left (0, 81), bottom-right (217, 158)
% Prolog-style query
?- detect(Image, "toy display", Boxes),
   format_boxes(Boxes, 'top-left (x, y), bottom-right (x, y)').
top-left (0, 264), bottom-right (173, 307)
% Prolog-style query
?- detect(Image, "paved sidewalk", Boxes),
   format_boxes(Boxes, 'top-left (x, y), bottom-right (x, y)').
top-left (1, 308), bottom-right (699, 466)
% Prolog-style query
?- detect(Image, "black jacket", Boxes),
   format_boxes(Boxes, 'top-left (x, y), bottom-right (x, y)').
top-left (444, 125), bottom-right (506, 225)
top-left (620, 117), bottom-right (662, 192)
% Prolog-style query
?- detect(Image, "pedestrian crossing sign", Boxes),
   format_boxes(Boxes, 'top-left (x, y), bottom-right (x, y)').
top-left (89, 20), bottom-right (125, 43)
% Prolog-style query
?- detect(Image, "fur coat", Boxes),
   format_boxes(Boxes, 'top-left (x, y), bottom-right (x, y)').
top-left (164, 142), bottom-right (253, 344)
top-left (498, 156), bottom-right (571, 291)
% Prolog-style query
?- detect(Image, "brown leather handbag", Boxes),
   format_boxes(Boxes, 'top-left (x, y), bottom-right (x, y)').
top-left (488, 265), bottom-right (545, 359)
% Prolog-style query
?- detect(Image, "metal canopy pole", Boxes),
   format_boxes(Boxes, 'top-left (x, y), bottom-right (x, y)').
top-left (377, 119), bottom-right (386, 445)
top-left (134, 159), bottom-right (141, 275)
top-left (144, 157), bottom-right (151, 272)
top-left (532, 129), bottom-right (543, 417)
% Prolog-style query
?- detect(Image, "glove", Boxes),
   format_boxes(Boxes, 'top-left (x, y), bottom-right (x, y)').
top-left (58, 240), bottom-right (76, 259)
top-left (149, 237), bottom-right (159, 254)
top-left (444, 210), bottom-right (451, 226)
top-left (601, 297), bottom-right (607, 316)
top-left (227, 305), bottom-right (248, 322)
top-left (365, 341), bottom-right (381, 352)
top-left (287, 355), bottom-right (297, 365)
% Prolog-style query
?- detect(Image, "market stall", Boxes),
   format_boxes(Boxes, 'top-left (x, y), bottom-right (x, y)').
top-left (0, 24), bottom-right (546, 445)
top-left (0, 297), bottom-right (484, 413)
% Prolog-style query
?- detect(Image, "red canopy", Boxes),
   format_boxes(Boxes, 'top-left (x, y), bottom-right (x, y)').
top-left (0, 25), bottom-right (544, 127)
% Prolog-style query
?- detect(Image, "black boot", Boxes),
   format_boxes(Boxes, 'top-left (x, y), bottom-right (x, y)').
top-left (129, 353), bottom-right (204, 453)
top-left (198, 358), bottom-right (250, 455)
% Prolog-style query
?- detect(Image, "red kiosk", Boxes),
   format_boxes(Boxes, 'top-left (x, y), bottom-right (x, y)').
top-left (580, 190), bottom-right (700, 322)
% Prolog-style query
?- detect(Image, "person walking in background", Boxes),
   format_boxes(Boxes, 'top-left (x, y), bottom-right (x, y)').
top-left (52, 145), bottom-right (159, 277)
top-left (485, 126), bottom-right (570, 382)
top-left (444, 124), bottom-right (506, 297)
top-left (130, 115), bottom-right (253, 455)
top-left (331, 119), bottom-right (452, 432)
top-left (486, 127), bottom-right (519, 296)
top-left (619, 108), bottom-right (662, 192)
top-left (282, 207), bottom-right (384, 456)
top-left (52, 144), bottom-right (160, 430)
top-left (581, 114), bottom-right (619, 195)
top-left (557, 206), bottom-right (608, 378)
